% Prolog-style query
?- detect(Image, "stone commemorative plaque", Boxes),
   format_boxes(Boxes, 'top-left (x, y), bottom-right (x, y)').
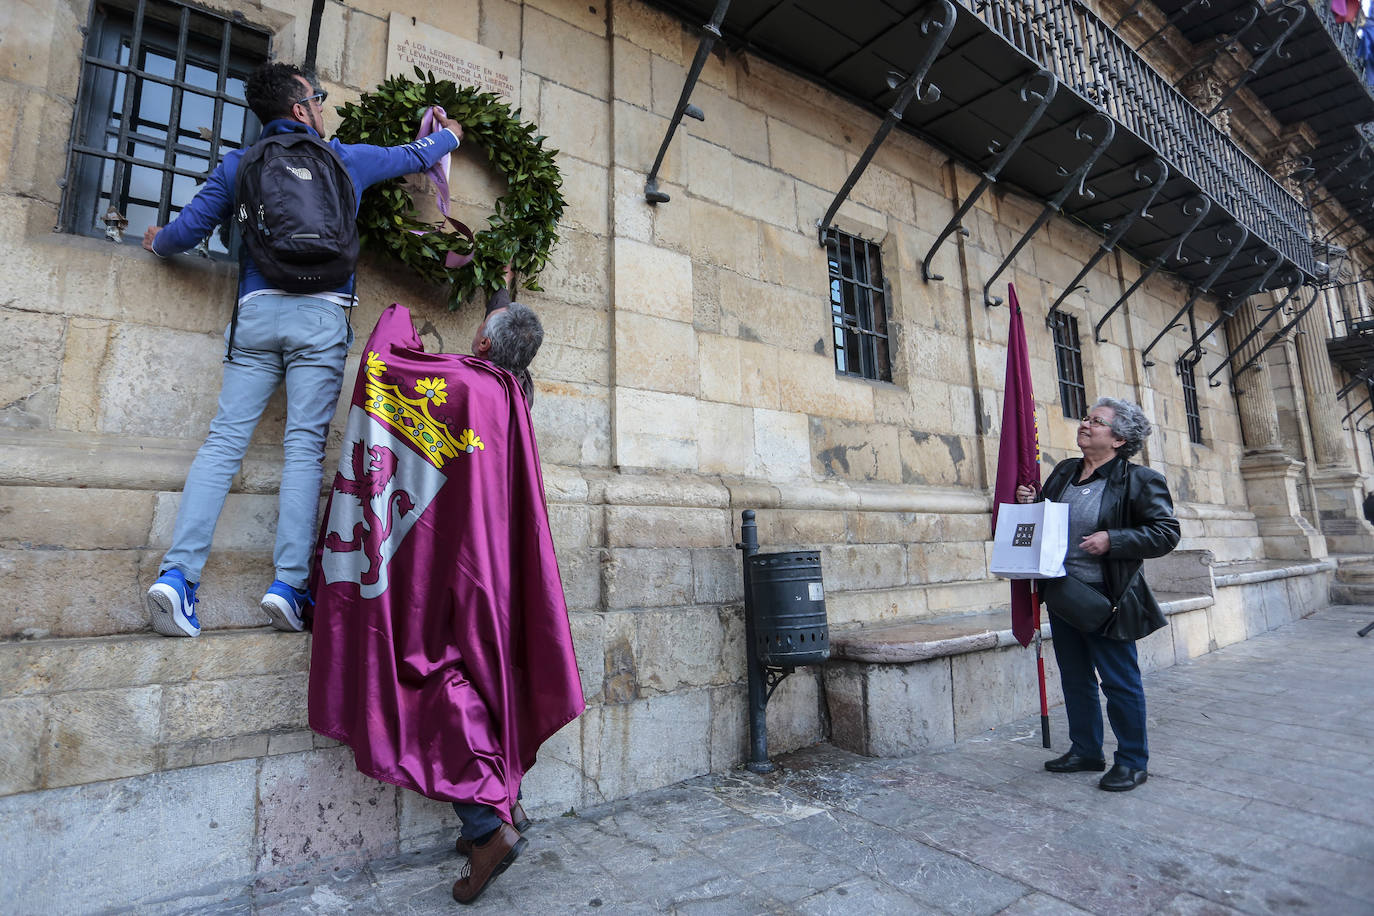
top-left (386, 14), bottom-right (521, 103)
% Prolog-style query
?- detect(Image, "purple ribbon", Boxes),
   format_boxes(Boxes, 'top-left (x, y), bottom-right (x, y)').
top-left (414, 105), bottom-right (474, 270)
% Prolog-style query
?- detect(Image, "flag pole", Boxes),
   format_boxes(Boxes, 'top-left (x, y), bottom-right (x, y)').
top-left (1032, 582), bottom-right (1050, 748)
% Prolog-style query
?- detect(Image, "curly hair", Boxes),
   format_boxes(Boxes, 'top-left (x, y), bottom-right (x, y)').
top-left (1095, 396), bottom-right (1152, 459)
top-left (484, 302), bottom-right (544, 376)
top-left (244, 61), bottom-right (313, 124)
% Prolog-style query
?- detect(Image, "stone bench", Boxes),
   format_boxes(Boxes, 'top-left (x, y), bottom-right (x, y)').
top-left (821, 549), bottom-right (1333, 758)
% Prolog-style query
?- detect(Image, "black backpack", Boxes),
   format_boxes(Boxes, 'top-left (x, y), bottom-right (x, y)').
top-left (234, 130), bottom-right (358, 293)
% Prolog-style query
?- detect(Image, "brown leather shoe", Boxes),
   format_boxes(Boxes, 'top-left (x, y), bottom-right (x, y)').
top-left (455, 802), bottom-right (530, 856)
top-left (452, 823), bottom-right (525, 904)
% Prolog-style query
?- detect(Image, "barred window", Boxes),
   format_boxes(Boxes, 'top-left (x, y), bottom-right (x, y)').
top-left (60, 0), bottom-right (269, 252)
top-left (825, 228), bottom-right (891, 382)
top-left (1049, 311), bottom-right (1087, 419)
top-left (1179, 356), bottom-right (1203, 444)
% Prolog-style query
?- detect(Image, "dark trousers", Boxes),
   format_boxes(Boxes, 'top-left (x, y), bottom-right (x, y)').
top-left (452, 802), bottom-right (503, 841)
top-left (1049, 613), bottom-right (1149, 769)
top-left (452, 787), bottom-right (522, 841)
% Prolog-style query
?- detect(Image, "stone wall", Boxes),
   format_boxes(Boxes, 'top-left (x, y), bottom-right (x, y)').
top-left (0, 0), bottom-right (1359, 906)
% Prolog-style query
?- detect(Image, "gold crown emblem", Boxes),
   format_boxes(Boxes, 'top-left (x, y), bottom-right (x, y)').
top-left (363, 352), bottom-right (484, 469)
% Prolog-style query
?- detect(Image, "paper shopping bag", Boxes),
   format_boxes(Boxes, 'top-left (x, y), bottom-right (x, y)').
top-left (989, 501), bottom-right (1068, 579)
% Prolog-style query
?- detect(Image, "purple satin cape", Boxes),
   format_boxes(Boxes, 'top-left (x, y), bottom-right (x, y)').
top-left (308, 304), bottom-right (584, 820)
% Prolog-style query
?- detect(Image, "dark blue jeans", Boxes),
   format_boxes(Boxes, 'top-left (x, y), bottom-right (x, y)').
top-left (1049, 613), bottom-right (1149, 769)
top-left (452, 788), bottom-right (522, 842)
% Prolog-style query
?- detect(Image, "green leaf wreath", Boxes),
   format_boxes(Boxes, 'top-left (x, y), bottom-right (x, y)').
top-left (333, 69), bottom-right (565, 308)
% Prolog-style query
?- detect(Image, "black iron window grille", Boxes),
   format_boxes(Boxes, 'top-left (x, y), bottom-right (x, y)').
top-left (1179, 356), bottom-right (1204, 444)
top-left (1050, 311), bottom-right (1087, 419)
top-left (60, 0), bottom-right (269, 252)
top-left (825, 228), bottom-right (891, 382)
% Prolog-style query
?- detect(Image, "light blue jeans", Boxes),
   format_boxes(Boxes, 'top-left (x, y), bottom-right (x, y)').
top-left (161, 293), bottom-right (352, 589)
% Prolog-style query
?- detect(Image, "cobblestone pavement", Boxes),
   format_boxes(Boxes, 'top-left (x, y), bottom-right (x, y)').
top-left (173, 606), bottom-right (1374, 915)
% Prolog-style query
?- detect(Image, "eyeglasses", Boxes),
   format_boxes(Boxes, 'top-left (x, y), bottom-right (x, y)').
top-left (295, 90), bottom-right (328, 107)
top-left (1080, 415), bottom-right (1112, 428)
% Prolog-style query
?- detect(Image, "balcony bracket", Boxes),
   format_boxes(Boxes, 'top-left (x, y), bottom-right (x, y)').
top-left (643, 0), bottom-right (734, 204)
top-left (922, 69), bottom-right (1057, 282)
top-left (1223, 281), bottom-right (1324, 394)
top-left (1136, 0), bottom-right (1212, 55)
top-left (1207, 2), bottom-right (1307, 117)
top-left (1141, 222), bottom-right (1249, 367)
top-left (1094, 194), bottom-right (1212, 342)
top-left (1047, 157), bottom-right (1168, 326)
top-left (1178, 246), bottom-right (1285, 364)
top-left (1176, 1), bottom-right (1264, 90)
top-left (818, 0), bottom-right (957, 245)
top-left (983, 112), bottom-right (1116, 307)
top-left (1343, 394), bottom-right (1372, 427)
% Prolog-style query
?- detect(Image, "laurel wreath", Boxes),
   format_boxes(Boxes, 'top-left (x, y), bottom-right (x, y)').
top-left (333, 69), bottom-right (565, 308)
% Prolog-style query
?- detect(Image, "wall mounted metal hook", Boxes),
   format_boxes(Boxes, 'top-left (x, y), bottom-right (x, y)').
top-left (983, 112), bottom-right (1116, 306)
top-left (922, 69), bottom-right (1058, 281)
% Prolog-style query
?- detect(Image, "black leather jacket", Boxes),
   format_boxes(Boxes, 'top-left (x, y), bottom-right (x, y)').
top-left (1043, 455), bottom-right (1181, 640)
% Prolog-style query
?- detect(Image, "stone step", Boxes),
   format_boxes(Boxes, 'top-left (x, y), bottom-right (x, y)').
top-left (0, 628), bottom-right (311, 797)
top-left (1331, 582), bottom-right (1374, 604)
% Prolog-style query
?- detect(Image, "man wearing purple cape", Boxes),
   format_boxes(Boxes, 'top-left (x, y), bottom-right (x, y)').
top-left (308, 294), bottom-right (584, 904)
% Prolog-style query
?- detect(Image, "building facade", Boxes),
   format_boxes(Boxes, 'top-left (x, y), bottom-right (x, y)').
top-left (4, 0), bottom-right (1374, 905)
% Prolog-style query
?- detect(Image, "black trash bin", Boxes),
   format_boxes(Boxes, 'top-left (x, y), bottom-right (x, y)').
top-left (748, 550), bottom-right (829, 667)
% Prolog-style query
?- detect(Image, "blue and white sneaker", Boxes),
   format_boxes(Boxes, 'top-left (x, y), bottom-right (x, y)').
top-left (147, 569), bottom-right (201, 637)
top-left (261, 580), bottom-right (311, 632)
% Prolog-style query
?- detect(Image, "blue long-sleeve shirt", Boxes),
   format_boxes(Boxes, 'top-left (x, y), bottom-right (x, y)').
top-left (151, 118), bottom-right (460, 299)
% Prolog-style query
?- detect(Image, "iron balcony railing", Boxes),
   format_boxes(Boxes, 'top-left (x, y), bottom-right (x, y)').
top-left (970, 0), bottom-right (1316, 276)
top-left (1312, 0), bottom-right (1368, 80)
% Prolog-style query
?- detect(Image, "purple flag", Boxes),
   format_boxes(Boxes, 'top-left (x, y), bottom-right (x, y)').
top-left (994, 284), bottom-right (1042, 647)
top-left (308, 305), bottom-right (584, 821)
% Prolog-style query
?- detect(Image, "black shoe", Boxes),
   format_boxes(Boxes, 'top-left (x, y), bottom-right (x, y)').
top-left (1044, 751), bottom-right (1107, 773)
top-left (1098, 763), bottom-right (1148, 791)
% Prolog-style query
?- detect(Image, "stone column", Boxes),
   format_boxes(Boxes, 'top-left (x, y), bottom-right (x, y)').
top-left (1296, 296), bottom-right (1374, 552)
top-left (1227, 299), bottom-right (1327, 558)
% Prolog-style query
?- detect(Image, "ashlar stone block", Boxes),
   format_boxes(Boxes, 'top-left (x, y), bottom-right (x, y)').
top-left (614, 237), bottom-right (693, 322)
top-left (613, 387), bottom-right (697, 470)
top-left (0, 696), bottom-right (44, 795)
top-left (632, 606), bottom-right (734, 695)
top-left (820, 543), bottom-right (907, 592)
top-left (522, 5), bottom-right (610, 98)
top-left (810, 417), bottom-right (902, 484)
top-left (612, 36), bottom-right (652, 108)
top-left (1170, 607), bottom-right (1214, 661)
top-left (689, 196), bottom-right (762, 277)
top-left (825, 659), bottom-right (955, 757)
top-left (697, 400), bottom-right (754, 475)
top-left (606, 505), bottom-right (732, 548)
top-left (693, 547), bottom-right (743, 605)
top-left (752, 408), bottom-right (810, 481)
top-left (45, 685), bottom-right (162, 788)
top-left (580, 690), bottom-right (712, 803)
top-left (0, 760), bottom-right (258, 912)
top-left (602, 546), bottom-right (694, 609)
top-left (0, 485), bottom-right (154, 550)
top-left (161, 673), bottom-right (307, 744)
top-left (255, 746), bottom-right (399, 890)
top-left (614, 311), bottom-right (697, 395)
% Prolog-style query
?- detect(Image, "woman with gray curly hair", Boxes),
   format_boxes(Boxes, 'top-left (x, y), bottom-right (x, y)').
top-left (1015, 396), bottom-right (1179, 792)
